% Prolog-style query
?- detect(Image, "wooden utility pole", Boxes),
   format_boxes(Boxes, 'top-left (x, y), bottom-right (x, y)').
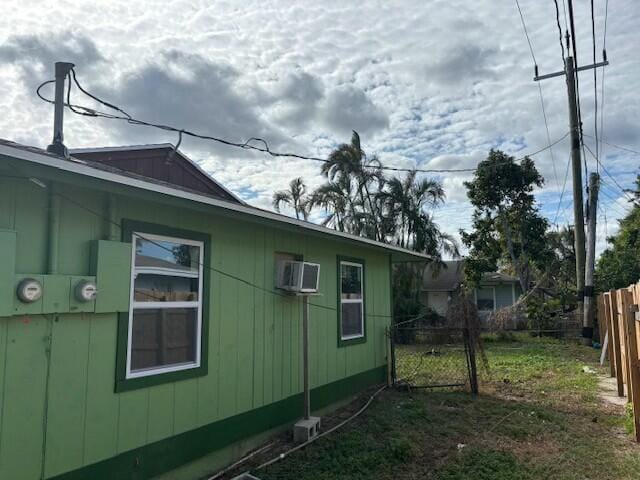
top-left (535, 51), bottom-right (608, 343)
top-left (584, 173), bottom-right (600, 343)
top-left (564, 55), bottom-right (587, 335)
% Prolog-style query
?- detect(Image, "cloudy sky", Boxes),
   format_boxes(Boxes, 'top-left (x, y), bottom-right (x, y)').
top-left (0, 0), bottom-right (638, 257)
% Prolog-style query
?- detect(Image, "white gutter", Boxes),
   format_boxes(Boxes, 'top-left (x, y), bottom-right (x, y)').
top-left (0, 142), bottom-right (430, 261)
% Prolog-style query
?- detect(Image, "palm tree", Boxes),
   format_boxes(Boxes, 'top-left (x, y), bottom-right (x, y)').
top-left (321, 131), bottom-right (384, 240)
top-left (272, 177), bottom-right (311, 220)
top-left (380, 170), bottom-right (449, 251)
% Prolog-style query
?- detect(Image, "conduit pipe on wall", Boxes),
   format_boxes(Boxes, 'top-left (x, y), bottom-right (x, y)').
top-left (47, 182), bottom-right (60, 274)
top-left (106, 194), bottom-right (118, 241)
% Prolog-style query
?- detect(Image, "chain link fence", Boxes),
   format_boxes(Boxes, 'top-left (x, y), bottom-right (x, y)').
top-left (390, 326), bottom-right (477, 392)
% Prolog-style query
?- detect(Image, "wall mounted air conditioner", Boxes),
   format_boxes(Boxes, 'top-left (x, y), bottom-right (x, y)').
top-left (276, 260), bottom-right (320, 293)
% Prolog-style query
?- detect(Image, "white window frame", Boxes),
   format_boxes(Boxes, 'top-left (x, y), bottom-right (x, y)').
top-left (340, 260), bottom-right (365, 341)
top-left (126, 232), bottom-right (204, 379)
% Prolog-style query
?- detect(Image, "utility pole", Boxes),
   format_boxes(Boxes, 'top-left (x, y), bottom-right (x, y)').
top-left (584, 172), bottom-right (600, 343)
top-left (535, 50), bottom-right (608, 343)
top-left (565, 55), bottom-right (587, 338)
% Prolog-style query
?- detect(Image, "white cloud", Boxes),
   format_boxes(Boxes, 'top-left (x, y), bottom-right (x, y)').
top-left (0, 0), bottom-right (637, 262)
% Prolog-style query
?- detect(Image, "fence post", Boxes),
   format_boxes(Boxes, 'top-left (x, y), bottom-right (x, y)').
top-left (618, 290), bottom-right (633, 401)
top-left (622, 288), bottom-right (640, 442)
top-left (597, 294), bottom-right (606, 348)
top-left (386, 326), bottom-right (392, 388)
top-left (603, 293), bottom-right (615, 377)
top-left (389, 325), bottom-right (396, 387)
top-left (609, 290), bottom-right (625, 397)
top-left (465, 327), bottom-right (479, 394)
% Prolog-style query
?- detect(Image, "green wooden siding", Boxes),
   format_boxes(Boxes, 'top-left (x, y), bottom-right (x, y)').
top-left (0, 175), bottom-right (391, 480)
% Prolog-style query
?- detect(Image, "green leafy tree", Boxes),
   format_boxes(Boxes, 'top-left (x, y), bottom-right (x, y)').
top-left (595, 175), bottom-right (640, 291)
top-left (461, 149), bottom-right (550, 293)
top-left (545, 227), bottom-right (576, 309)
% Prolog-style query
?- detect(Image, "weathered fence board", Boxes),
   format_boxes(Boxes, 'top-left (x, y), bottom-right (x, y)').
top-left (598, 280), bottom-right (640, 442)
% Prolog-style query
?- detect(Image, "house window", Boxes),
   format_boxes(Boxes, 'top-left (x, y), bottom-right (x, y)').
top-left (116, 220), bottom-right (210, 392)
top-left (127, 233), bottom-right (204, 378)
top-left (476, 287), bottom-right (495, 311)
top-left (338, 258), bottom-right (366, 344)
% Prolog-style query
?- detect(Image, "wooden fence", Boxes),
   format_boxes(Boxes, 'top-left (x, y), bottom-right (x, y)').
top-left (597, 281), bottom-right (640, 441)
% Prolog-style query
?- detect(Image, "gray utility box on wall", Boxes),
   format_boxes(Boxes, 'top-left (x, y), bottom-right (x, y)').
top-left (293, 416), bottom-right (321, 443)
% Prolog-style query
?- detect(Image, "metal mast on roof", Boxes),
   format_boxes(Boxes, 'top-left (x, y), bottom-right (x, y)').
top-left (46, 62), bottom-right (75, 157)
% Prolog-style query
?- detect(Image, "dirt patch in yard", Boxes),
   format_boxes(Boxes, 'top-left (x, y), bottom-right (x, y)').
top-left (207, 335), bottom-right (640, 480)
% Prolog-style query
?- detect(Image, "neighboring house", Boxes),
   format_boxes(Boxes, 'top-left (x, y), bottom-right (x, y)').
top-left (0, 139), bottom-right (426, 480)
top-left (421, 260), bottom-right (522, 316)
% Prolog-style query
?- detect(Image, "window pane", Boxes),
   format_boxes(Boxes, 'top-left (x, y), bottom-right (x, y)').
top-left (477, 299), bottom-right (494, 311)
top-left (130, 308), bottom-right (197, 372)
top-left (135, 236), bottom-right (200, 274)
top-left (302, 264), bottom-right (319, 290)
top-left (476, 287), bottom-right (494, 311)
top-left (341, 302), bottom-right (363, 338)
top-left (476, 287), bottom-right (493, 300)
top-left (341, 263), bottom-right (362, 299)
top-left (134, 274), bottom-right (199, 302)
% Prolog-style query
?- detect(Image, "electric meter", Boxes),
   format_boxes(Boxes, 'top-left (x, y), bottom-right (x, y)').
top-left (16, 278), bottom-right (43, 303)
top-left (75, 280), bottom-right (97, 302)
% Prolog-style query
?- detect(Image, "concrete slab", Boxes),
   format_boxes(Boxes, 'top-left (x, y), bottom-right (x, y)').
top-left (598, 375), bottom-right (627, 407)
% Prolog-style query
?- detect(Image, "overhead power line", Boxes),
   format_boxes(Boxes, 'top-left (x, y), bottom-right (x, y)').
top-left (584, 133), bottom-right (640, 157)
top-left (552, 154), bottom-right (572, 227)
top-left (515, 0), bottom-right (537, 66)
top-left (599, 0), bottom-right (609, 161)
top-left (590, 0), bottom-right (599, 173)
top-left (582, 142), bottom-right (639, 206)
top-left (35, 70), bottom-right (569, 175)
top-left (566, 0), bottom-right (588, 180)
top-left (515, 0), bottom-right (564, 227)
top-left (553, 0), bottom-right (566, 61)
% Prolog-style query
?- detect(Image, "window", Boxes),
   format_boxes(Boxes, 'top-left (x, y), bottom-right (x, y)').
top-left (476, 287), bottom-right (495, 311)
top-left (338, 258), bottom-right (366, 345)
top-left (128, 233), bottom-right (204, 377)
top-left (116, 220), bottom-right (210, 392)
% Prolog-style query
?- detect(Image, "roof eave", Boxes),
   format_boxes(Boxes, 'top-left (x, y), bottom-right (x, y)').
top-left (1, 142), bottom-right (430, 262)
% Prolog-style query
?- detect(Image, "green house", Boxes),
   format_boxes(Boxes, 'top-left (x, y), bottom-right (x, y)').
top-left (0, 139), bottom-right (425, 480)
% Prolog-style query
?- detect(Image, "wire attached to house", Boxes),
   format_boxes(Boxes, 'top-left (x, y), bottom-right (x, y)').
top-left (3, 173), bottom-right (433, 321)
top-left (35, 70), bottom-right (570, 175)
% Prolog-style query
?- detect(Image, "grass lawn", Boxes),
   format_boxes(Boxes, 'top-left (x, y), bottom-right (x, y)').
top-left (254, 334), bottom-right (640, 480)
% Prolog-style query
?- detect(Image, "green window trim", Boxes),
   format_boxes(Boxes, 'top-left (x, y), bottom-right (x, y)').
top-left (337, 255), bottom-right (367, 347)
top-left (115, 219), bottom-right (211, 393)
